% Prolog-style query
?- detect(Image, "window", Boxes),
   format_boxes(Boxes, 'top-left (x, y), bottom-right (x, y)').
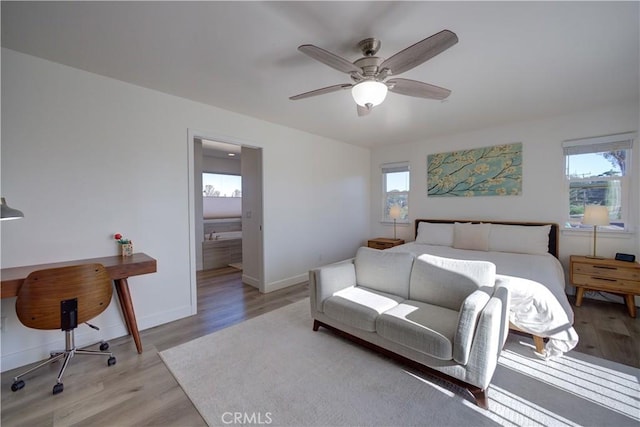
top-left (563, 132), bottom-right (634, 231)
top-left (381, 162), bottom-right (409, 222)
top-left (203, 173), bottom-right (242, 197)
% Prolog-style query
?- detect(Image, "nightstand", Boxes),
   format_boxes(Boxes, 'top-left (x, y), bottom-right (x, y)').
top-left (569, 255), bottom-right (640, 317)
top-left (367, 238), bottom-right (405, 250)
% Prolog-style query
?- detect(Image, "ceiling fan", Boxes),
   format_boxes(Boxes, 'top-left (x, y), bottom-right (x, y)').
top-left (289, 30), bottom-right (458, 116)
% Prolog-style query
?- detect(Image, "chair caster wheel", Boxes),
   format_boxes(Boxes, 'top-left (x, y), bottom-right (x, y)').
top-left (108, 356), bottom-right (116, 366)
top-left (53, 383), bottom-right (64, 395)
top-left (11, 380), bottom-right (25, 392)
top-left (99, 342), bottom-right (109, 351)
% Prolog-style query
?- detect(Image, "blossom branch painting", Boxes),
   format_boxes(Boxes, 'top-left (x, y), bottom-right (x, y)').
top-left (427, 143), bottom-right (522, 197)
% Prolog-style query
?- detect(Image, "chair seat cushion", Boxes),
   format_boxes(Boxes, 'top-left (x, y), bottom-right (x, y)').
top-left (323, 286), bottom-right (405, 332)
top-left (376, 300), bottom-right (459, 360)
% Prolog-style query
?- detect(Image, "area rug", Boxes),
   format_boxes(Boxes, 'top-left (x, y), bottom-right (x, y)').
top-left (160, 299), bottom-right (639, 427)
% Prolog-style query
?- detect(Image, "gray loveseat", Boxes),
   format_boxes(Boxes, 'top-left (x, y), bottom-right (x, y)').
top-left (309, 246), bottom-right (510, 409)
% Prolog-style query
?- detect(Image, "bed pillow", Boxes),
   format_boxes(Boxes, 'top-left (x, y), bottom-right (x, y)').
top-left (453, 222), bottom-right (490, 251)
top-left (488, 224), bottom-right (551, 255)
top-left (415, 222), bottom-right (454, 246)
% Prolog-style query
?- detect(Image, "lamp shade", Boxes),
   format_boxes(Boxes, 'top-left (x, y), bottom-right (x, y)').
top-left (351, 81), bottom-right (388, 107)
top-left (389, 205), bottom-right (402, 220)
top-left (582, 205), bottom-right (609, 226)
top-left (1, 197), bottom-right (24, 221)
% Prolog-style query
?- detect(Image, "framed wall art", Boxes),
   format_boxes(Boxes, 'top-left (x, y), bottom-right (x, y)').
top-left (427, 143), bottom-right (522, 197)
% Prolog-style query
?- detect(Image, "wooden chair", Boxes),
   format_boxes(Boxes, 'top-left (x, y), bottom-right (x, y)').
top-left (11, 264), bottom-right (117, 395)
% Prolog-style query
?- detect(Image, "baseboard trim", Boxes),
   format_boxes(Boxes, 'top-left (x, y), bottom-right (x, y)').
top-left (1, 304), bottom-right (194, 373)
top-left (263, 273), bottom-right (307, 293)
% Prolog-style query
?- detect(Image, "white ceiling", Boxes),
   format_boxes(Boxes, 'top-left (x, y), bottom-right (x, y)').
top-left (2, 1), bottom-right (638, 149)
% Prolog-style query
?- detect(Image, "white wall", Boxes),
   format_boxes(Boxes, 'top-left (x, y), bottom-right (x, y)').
top-left (0, 48), bottom-right (370, 371)
top-left (371, 102), bottom-right (639, 294)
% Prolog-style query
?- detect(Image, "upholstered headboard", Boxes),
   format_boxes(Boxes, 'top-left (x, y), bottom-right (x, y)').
top-left (414, 219), bottom-right (560, 258)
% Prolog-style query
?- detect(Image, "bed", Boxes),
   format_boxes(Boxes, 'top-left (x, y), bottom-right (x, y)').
top-left (386, 219), bottom-right (578, 359)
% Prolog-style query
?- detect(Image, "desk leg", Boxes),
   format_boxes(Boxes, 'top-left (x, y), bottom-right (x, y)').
top-left (114, 278), bottom-right (143, 353)
top-left (624, 294), bottom-right (637, 318)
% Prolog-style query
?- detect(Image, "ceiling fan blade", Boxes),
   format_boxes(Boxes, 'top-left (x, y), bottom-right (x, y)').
top-left (357, 104), bottom-right (372, 117)
top-left (289, 83), bottom-right (353, 100)
top-left (298, 44), bottom-right (362, 74)
top-left (380, 30), bottom-right (458, 76)
top-left (387, 78), bottom-right (451, 100)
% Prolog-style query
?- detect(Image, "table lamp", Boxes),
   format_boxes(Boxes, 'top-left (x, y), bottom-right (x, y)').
top-left (1, 197), bottom-right (24, 221)
top-left (389, 205), bottom-right (402, 240)
top-left (582, 205), bottom-right (609, 258)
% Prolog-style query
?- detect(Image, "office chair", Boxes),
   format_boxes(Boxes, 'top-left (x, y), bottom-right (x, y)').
top-left (11, 263), bottom-right (117, 395)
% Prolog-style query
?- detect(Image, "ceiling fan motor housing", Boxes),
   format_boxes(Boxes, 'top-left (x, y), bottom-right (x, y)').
top-left (353, 56), bottom-right (384, 80)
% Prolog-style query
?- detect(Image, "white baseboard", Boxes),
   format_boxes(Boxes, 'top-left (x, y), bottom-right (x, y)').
top-left (242, 273), bottom-right (260, 289)
top-left (136, 304), bottom-right (194, 330)
top-left (1, 304), bottom-right (194, 373)
top-left (263, 273), bottom-right (307, 293)
top-left (1, 322), bottom-right (128, 373)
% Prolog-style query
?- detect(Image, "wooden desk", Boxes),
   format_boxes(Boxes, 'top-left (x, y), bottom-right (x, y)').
top-left (1, 253), bottom-right (157, 354)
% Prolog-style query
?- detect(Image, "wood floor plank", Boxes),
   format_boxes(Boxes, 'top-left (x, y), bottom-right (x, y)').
top-left (1, 268), bottom-right (637, 426)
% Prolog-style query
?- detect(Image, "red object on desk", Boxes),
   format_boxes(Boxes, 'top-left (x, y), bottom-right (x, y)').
top-left (1, 252), bottom-right (157, 354)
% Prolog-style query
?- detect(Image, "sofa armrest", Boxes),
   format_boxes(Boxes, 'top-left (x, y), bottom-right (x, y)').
top-left (453, 290), bottom-right (491, 365)
top-left (309, 259), bottom-right (356, 315)
top-left (463, 285), bottom-right (510, 390)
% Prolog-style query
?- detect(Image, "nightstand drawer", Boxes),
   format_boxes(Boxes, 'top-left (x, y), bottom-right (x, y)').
top-left (572, 273), bottom-right (640, 294)
top-left (573, 263), bottom-right (640, 281)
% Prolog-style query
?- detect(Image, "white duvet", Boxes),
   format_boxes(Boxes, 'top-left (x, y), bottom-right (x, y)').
top-left (388, 243), bottom-right (578, 359)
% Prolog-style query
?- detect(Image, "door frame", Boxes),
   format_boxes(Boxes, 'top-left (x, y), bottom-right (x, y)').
top-left (187, 129), bottom-right (264, 314)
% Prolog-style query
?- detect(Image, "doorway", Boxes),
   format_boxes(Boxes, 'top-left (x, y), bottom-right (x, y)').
top-left (187, 130), bottom-right (264, 314)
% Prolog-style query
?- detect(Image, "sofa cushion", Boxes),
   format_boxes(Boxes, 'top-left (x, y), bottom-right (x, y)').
top-left (354, 247), bottom-right (414, 299)
top-left (376, 300), bottom-right (459, 360)
top-left (323, 286), bottom-right (405, 332)
top-left (409, 254), bottom-right (496, 311)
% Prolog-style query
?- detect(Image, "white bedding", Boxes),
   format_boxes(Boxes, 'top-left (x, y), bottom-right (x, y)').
top-left (387, 242), bottom-right (578, 359)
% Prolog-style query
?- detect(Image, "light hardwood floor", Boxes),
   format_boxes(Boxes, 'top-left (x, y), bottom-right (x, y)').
top-left (1, 267), bottom-right (638, 426)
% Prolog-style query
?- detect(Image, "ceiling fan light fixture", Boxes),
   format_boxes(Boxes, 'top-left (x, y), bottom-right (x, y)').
top-left (351, 81), bottom-right (388, 107)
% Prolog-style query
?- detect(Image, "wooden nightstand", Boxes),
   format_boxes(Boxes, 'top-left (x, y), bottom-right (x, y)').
top-left (367, 238), bottom-right (405, 250)
top-left (570, 255), bottom-right (640, 318)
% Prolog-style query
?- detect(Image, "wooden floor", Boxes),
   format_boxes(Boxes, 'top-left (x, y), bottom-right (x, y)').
top-left (1, 268), bottom-right (638, 426)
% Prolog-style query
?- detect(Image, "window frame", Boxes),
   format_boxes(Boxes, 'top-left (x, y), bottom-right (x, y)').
top-left (202, 172), bottom-right (242, 198)
top-left (381, 161), bottom-right (410, 223)
top-left (562, 132), bottom-right (635, 233)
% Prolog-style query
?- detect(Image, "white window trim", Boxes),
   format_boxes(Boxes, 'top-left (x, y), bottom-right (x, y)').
top-left (562, 132), bottom-right (635, 234)
top-left (381, 161), bottom-right (410, 224)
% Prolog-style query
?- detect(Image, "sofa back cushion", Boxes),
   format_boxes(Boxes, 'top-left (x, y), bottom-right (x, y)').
top-left (409, 254), bottom-right (496, 311)
top-left (354, 247), bottom-right (414, 299)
